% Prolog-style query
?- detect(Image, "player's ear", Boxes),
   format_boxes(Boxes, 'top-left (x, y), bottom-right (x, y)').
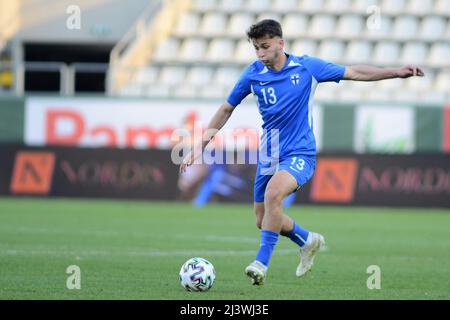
top-left (279, 38), bottom-right (285, 50)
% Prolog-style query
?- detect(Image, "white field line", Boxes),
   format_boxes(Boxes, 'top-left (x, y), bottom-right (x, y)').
top-left (0, 248), bottom-right (299, 257)
top-left (0, 226), bottom-right (258, 243)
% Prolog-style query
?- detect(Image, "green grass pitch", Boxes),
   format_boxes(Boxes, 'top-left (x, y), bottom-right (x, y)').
top-left (0, 197), bottom-right (449, 300)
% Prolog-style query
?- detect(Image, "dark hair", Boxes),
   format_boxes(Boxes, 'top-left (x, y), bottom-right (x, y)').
top-left (246, 19), bottom-right (283, 40)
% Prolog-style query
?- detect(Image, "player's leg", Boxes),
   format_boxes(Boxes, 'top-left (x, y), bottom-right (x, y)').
top-left (246, 170), bottom-right (297, 285)
top-left (256, 197), bottom-right (312, 248)
top-left (278, 156), bottom-right (325, 277)
top-left (254, 202), bottom-right (294, 232)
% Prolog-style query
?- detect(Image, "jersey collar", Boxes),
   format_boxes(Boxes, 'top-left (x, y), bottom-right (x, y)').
top-left (269, 53), bottom-right (292, 73)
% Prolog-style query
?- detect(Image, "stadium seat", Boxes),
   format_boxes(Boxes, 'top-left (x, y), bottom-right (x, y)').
top-left (419, 16), bottom-right (446, 40)
top-left (152, 37), bottom-right (179, 62)
top-left (373, 41), bottom-right (400, 65)
top-left (309, 14), bottom-right (336, 38)
top-left (348, 81), bottom-right (377, 100)
top-left (283, 13), bottom-right (309, 37)
top-left (199, 12), bottom-right (227, 36)
top-left (337, 81), bottom-right (365, 101)
top-left (200, 83), bottom-right (227, 98)
top-left (185, 66), bottom-right (213, 86)
top-left (134, 67), bottom-right (159, 85)
top-left (379, 77), bottom-right (404, 92)
top-left (159, 66), bottom-right (187, 86)
top-left (352, 0), bottom-right (379, 12)
top-left (325, 0), bottom-right (352, 13)
top-left (345, 40), bottom-right (372, 64)
top-left (366, 83), bottom-right (392, 102)
top-left (393, 89), bottom-right (419, 103)
top-left (144, 84), bottom-right (170, 97)
top-left (218, 0), bottom-right (244, 12)
top-left (408, 0), bottom-right (434, 15)
top-left (299, 0), bottom-right (324, 13)
top-left (178, 38), bottom-right (207, 62)
top-left (191, 0), bottom-right (217, 11)
top-left (119, 84), bottom-right (143, 96)
top-left (427, 42), bottom-right (450, 67)
top-left (213, 67), bottom-right (241, 88)
top-left (434, 71), bottom-right (450, 92)
top-left (419, 91), bottom-right (447, 103)
top-left (336, 14), bottom-right (365, 38)
top-left (235, 39), bottom-right (254, 63)
top-left (315, 82), bottom-right (337, 101)
top-left (291, 39), bottom-right (317, 56)
top-left (206, 39), bottom-right (235, 63)
top-left (173, 83), bottom-right (198, 98)
top-left (256, 13), bottom-right (282, 23)
top-left (245, 0), bottom-right (271, 12)
top-left (173, 12), bottom-right (200, 36)
top-left (318, 40), bottom-right (345, 62)
top-left (381, 0), bottom-right (406, 15)
top-left (400, 42), bottom-right (428, 65)
top-left (434, 0), bottom-right (450, 12)
top-left (366, 15), bottom-right (393, 39)
top-left (272, 0), bottom-right (298, 12)
top-left (228, 13), bottom-right (255, 37)
top-left (393, 16), bottom-right (419, 40)
top-left (118, 0), bottom-right (448, 102)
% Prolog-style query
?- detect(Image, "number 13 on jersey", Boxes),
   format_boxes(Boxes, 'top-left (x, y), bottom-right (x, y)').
top-left (260, 87), bottom-right (277, 104)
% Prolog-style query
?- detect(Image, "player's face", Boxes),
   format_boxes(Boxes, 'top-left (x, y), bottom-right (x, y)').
top-left (251, 36), bottom-right (284, 68)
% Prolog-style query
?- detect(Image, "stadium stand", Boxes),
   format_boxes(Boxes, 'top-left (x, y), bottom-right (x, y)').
top-left (110, 0), bottom-right (450, 104)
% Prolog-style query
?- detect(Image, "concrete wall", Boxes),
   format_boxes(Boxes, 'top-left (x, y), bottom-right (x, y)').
top-left (15, 0), bottom-right (151, 44)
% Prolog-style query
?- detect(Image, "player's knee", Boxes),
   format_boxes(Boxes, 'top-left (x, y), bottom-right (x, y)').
top-left (264, 187), bottom-right (283, 206)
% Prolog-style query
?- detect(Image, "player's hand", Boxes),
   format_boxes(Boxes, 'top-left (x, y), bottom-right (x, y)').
top-left (179, 149), bottom-right (200, 174)
top-left (180, 151), bottom-right (193, 174)
top-left (397, 65), bottom-right (425, 78)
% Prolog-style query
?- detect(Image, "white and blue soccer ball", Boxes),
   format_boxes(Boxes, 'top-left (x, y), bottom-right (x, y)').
top-left (179, 257), bottom-right (216, 292)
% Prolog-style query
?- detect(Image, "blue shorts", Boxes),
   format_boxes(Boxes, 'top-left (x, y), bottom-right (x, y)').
top-left (254, 155), bottom-right (316, 203)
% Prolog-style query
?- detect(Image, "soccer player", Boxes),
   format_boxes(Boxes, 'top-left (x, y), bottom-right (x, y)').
top-left (179, 19), bottom-right (424, 285)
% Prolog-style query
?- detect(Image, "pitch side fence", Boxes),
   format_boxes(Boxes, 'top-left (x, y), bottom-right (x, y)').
top-left (1, 145), bottom-right (448, 208)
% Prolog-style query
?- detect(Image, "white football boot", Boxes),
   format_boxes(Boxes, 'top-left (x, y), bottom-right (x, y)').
top-left (245, 260), bottom-right (267, 285)
top-left (296, 232), bottom-right (325, 277)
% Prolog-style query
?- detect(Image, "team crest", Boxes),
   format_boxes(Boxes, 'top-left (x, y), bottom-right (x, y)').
top-left (290, 73), bottom-right (300, 85)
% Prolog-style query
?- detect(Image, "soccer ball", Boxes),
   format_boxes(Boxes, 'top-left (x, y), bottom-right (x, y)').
top-left (179, 257), bottom-right (216, 292)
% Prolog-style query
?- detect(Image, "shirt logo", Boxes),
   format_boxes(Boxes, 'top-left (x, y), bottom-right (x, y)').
top-left (259, 81), bottom-right (271, 86)
top-left (290, 73), bottom-right (300, 85)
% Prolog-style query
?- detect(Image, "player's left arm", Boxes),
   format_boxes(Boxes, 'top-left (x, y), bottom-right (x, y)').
top-left (342, 65), bottom-right (425, 81)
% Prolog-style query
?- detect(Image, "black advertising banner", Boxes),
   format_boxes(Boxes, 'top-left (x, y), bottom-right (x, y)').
top-left (0, 145), bottom-right (449, 208)
top-left (302, 153), bottom-right (450, 208)
top-left (0, 145), bottom-right (179, 200)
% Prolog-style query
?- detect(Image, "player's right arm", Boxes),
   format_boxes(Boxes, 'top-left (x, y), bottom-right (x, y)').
top-left (179, 102), bottom-right (234, 173)
top-left (179, 65), bottom-right (252, 173)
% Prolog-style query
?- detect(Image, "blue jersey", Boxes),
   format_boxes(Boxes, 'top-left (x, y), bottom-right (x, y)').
top-left (227, 54), bottom-right (345, 161)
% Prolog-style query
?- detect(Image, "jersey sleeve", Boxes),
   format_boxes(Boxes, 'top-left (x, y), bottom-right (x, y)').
top-left (303, 55), bottom-right (346, 83)
top-left (226, 69), bottom-right (252, 108)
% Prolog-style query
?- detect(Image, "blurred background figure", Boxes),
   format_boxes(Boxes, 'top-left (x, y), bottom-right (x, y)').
top-left (175, 112), bottom-right (210, 201)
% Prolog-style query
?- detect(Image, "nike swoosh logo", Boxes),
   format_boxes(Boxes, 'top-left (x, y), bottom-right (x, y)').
top-left (259, 81), bottom-right (271, 86)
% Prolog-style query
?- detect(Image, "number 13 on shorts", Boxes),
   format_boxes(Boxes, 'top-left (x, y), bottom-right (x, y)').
top-left (290, 157), bottom-right (305, 173)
